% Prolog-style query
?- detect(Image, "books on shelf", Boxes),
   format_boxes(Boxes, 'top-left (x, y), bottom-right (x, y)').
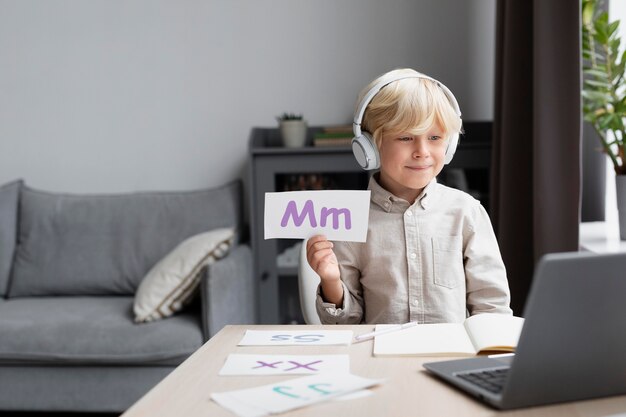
top-left (278, 173), bottom-right (337, 191)
top-left (313, 125), bottom-right (353, 147)
top-left (373, 314), bottom-right (525, 357)
top-left (313, 137), bottom-right (352, 147)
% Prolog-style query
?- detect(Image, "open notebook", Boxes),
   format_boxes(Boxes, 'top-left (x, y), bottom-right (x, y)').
top-left (373, 314), bottom-right (525, 357)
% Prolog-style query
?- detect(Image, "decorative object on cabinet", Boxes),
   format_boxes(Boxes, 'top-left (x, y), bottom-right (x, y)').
top-left (277, 112), bottom-right (308, 148)
top-left (313, 125), bottom-right (353, 147)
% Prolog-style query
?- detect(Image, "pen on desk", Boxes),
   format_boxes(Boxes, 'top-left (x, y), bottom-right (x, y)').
top-left (354, 321), bottom-right (418, 342)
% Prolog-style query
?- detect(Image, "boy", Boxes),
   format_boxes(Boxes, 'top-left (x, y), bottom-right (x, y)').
top-left (307, 68), bottom-right (512, 324)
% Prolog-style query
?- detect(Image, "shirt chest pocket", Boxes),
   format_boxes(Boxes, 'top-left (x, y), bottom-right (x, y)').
top-left (432, 236), bottom-right (465, 289)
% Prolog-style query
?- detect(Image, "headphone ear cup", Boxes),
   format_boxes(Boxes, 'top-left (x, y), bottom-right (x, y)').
top-left (444, 132), bottom-right (459, 165)
top-left (352, 132), bottom-right (380, 170)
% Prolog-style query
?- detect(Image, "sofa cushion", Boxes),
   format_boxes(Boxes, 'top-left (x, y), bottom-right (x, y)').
top-left (0, 296), bottom-right (203, 365)
top-left (0, 180), bottom-right (22, 296)
top-left (8, 181), bottom-right (242, 297)
top-left (134, 228), bottom-right (234, 323)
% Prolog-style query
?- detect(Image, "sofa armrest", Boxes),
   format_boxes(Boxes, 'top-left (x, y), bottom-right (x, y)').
top-left (200, 244), bottom-right (256, 339)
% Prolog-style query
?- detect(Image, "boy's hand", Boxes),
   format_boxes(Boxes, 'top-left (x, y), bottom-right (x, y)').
top-left (306, 235), bottom-right (343, 306)
top-left (306, 235), bottom-right (340, 283)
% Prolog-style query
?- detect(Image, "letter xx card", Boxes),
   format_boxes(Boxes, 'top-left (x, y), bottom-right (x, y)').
top-left (219, 354), bottom-right (350, 376)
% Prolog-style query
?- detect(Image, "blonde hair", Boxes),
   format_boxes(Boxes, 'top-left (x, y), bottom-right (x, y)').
top-left (357, 68), bottom-right (462, 148)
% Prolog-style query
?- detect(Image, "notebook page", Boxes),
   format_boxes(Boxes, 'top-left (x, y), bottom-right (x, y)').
top-left (463, 314), bottom-right (525, 353)
top-left (373, 323), bottom-right (476, 356)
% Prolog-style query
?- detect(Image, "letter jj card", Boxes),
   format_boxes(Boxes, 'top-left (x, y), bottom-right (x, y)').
top-left (264, 190), bottom-right (370, 242)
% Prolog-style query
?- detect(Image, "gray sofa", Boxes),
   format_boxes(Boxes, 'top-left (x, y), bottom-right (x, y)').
top-left (0, 179), bottom-right (255, 412)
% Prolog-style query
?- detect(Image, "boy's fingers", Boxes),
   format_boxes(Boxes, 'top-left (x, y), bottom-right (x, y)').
top-left (309, 249), bottom-right (337, 270)
top-left (306, 235), bottom-right (325, 251)
top-left (306, 235), bottom-right (333, 253)
top-left (308, 247), bottom-right (327, 266)
top-left (310, 248), bottom-right (332, 263)
top-left (308, 234), bottom-right (326, 243)
top-left (307, 243), bottom-right (334, 264)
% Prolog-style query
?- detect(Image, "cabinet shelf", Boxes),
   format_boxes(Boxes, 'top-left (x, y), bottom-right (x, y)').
top-left (277, 267), bottom-right (298, 277)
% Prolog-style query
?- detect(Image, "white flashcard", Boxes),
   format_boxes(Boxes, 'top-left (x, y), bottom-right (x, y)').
top-left (264, 190), bottom-right (371, 242)
top-left (209, 389), bottom-right (374, 417)
top-left (219, 354), bottom-right (350, 376)
top-left (211, 394), bottom-right (265, 417)
top-left (211, 373), bottom-right (384, 417)
top-left (238, 330), bottom-right (353, 346)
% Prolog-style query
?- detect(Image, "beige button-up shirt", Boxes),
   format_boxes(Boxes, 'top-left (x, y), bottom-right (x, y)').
top-left (316, 175), bottom-right (512, 324)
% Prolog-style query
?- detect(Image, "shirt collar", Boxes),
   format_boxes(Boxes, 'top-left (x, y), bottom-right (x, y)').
top-left (418, 178), bottom-right (437, 210)
top-left (368, 174), bottom-right (438, 212)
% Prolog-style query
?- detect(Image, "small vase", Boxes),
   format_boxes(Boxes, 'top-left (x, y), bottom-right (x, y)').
top-left (617, 174), bottom-right (626, 240)
top-left (280, 120), bottom-right (307, 148)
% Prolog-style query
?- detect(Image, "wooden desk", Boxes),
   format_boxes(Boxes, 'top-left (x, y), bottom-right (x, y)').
top-left (122, 325), bottom-right (626, 417)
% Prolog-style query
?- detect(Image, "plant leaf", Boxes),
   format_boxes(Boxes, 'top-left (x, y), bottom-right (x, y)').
top-left (582, 1), bottom-right (594, 25)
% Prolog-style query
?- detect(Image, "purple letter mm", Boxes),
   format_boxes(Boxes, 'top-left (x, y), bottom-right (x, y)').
top-left (320, 207), bottom-right (351, 230)
top-left (280, 199), bottom-right (317, 228)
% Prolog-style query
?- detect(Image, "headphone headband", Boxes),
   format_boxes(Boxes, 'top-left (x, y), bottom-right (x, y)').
top-left (352, 71), bottom-right (462, 138)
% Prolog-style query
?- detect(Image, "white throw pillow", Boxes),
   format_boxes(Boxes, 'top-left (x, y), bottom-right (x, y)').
top-left (133, 228), bottom-right (234, 323)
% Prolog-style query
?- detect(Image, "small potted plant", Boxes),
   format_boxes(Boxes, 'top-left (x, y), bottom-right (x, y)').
top-left (277, 113), bottom-right (308, 148)
top-left (582, 0), bottom-right (626, 239)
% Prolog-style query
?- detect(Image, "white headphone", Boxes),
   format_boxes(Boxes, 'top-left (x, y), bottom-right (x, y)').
top-left (352, 71), bottom-right (462, 170)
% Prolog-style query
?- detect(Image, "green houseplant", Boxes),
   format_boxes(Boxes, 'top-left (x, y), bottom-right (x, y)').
top-left (276, 113), bottom-right (307, 148)
top-left (582, 0), bottom-right (626, 239)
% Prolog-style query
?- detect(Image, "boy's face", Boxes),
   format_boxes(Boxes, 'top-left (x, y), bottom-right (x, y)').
top-left (378, 125), bottom-right (447, 204)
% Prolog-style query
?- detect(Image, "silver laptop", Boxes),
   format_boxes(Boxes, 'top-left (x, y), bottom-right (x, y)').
top-left (423, 251), bottom-right (626, 410)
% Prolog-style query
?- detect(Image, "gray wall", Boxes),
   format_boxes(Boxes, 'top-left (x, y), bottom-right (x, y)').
top-left (0, 0), bottom-right (495, 194)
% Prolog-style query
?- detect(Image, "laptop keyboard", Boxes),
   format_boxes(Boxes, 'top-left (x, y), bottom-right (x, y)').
top-left (456, 367), bottom-right (509, 394)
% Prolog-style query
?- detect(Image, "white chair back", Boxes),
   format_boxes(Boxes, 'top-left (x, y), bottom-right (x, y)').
top-left (297, 239), bottom-right (322, 324)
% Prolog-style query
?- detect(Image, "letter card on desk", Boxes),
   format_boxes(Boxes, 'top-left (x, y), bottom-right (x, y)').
top-left (238, 330), bottom-right (353, 346)
top-left (219, 354), bottom-right (350, 376)
top-left (211, 373), bottom-right (383, 417)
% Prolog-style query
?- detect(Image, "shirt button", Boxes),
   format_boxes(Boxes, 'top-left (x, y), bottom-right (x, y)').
top-left (384, 202), bottom-right (390, 208)
top-left (410, 253), bottom-right (417, 259)
top-left (412, 299), bottom-right (419, 306)
top-left (406, 211), bottom-right (413, 216)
